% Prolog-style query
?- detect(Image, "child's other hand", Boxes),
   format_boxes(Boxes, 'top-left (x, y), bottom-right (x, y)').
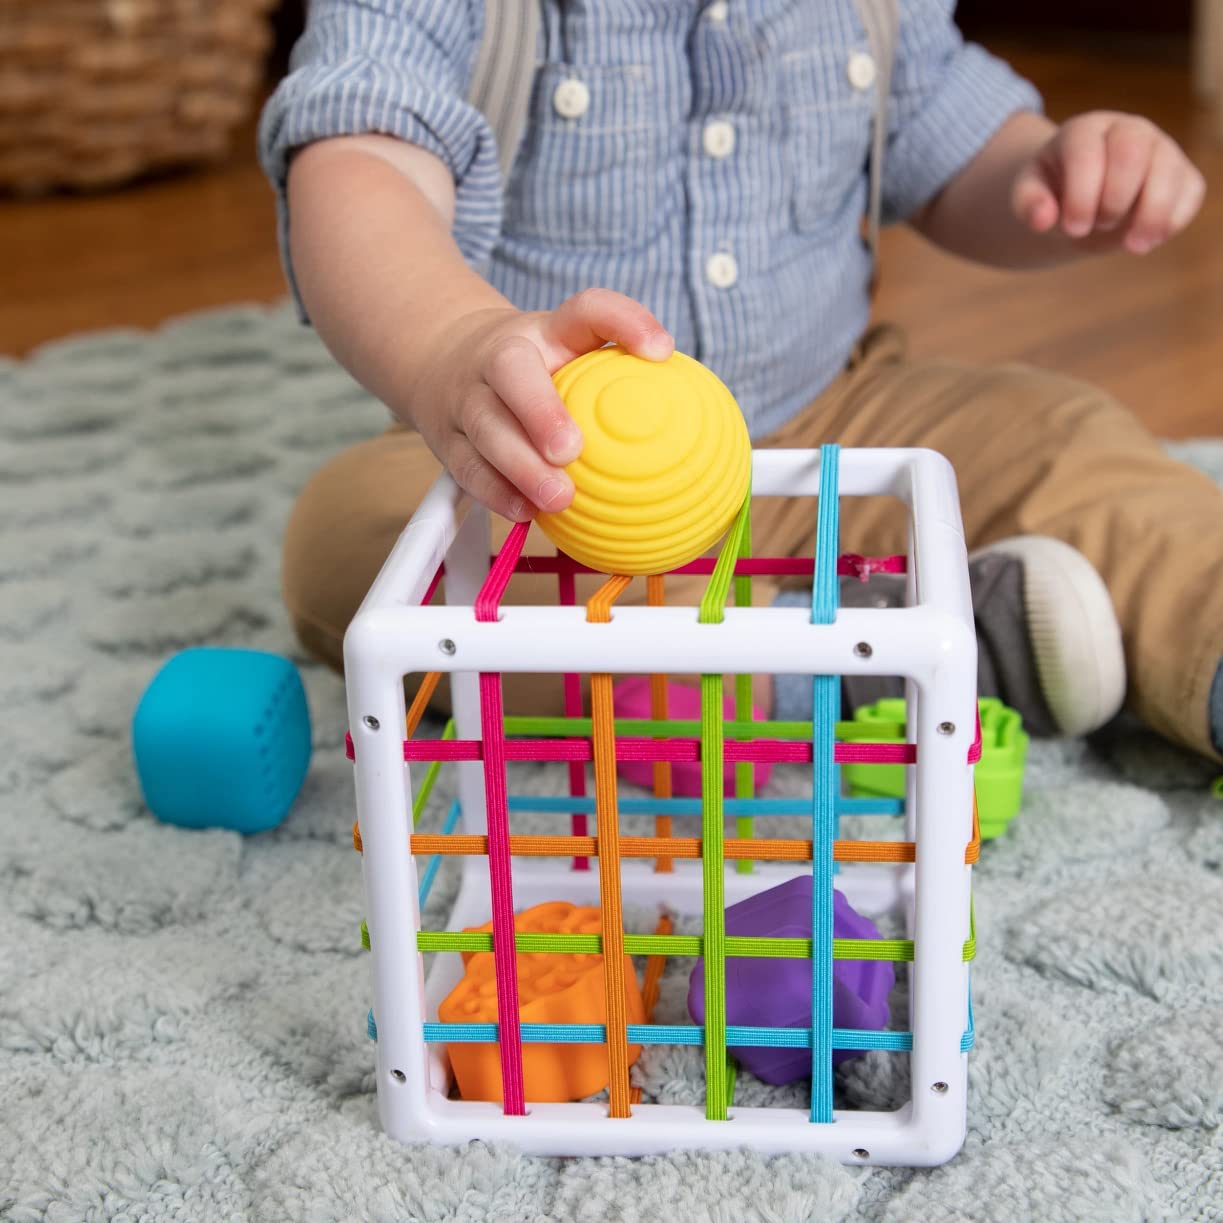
top-left (411, 289), bottom-right (673, 522)
top-left (1011, 111), bottom-right (1205, 255)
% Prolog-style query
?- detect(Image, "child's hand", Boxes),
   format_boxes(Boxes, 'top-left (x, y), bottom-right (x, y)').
top-left (1011, 111), bottom-right (1205, 255)
top-left (410, 289), bottom-right (673, 522)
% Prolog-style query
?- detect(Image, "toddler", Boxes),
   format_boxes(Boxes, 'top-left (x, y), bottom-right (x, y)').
top-left (258, 0), bottom-right (1221, 763)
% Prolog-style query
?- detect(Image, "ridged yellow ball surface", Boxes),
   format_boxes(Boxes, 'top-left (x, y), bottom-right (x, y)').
top-left (536, 347), bottom-right (752, 576)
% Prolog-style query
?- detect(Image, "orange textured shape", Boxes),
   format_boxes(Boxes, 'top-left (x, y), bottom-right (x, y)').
top-left (438, 901), bottom-right (646, 1103)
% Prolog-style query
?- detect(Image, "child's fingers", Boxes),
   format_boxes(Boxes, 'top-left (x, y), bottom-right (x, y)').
top-left (1012, 163), bottom-right (1059, 232)
top-left (1096, 121), bottom-right (1155, 230)
top-left (1169, 165), bottom-right (1207, 234)
top-left (540, 288), bottom-right (674, 366)
top-left (457, 385), bottom-right (574, 515)
top-left (483, 335), bottom-right (583, 466)
top-left (1124, 140), bottom-right (1194, 253)
top-left (1055, 121), bottom-right (1108, 237)
top-left (444, 432), bottom-right (535, 522)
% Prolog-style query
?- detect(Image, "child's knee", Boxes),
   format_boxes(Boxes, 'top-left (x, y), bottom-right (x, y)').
top-left (286, 601), bottom-right (345, 675)
top-left (282, 430), bottom-right (441, 671)
top-left (996, 364), bottom-right (1146, 444)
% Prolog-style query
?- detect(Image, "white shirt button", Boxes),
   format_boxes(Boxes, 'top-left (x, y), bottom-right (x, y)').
top-left (706, 1), bottom-right (729, 23)
top-left (847, 51), bottom-right (877, 91)
top-left (702, 120), bottom-right (736, 159)
top-left (552, 78), bottom-right (590, 119)
top-left (705, 252), bottom-right (739, 289)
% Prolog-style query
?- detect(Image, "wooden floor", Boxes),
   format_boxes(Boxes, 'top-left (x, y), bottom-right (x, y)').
top-left (2, 34), bottom-right (1220, 437)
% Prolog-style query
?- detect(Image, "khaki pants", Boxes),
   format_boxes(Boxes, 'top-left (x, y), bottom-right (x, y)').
top-left (283, 325), bottom-right (1223, 761)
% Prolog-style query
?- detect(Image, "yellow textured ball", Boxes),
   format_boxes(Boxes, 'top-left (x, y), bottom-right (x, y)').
top-left (535, 346), bottom-right (752, 576)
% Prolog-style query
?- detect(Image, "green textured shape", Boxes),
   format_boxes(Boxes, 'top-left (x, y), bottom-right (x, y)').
top-left (361, 920), bottom-right (370, 950)
top-left (1212, 775), bottom-right (1223, 800)
top-left (842, 696), bottom-right (1028, 839)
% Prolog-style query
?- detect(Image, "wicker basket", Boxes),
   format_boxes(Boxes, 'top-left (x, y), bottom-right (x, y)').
top-left (0, 0), bottom-right (278, 194)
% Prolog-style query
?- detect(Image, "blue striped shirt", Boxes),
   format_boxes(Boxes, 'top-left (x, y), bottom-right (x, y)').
top-left (259, 0), bottom-right (1041, 437)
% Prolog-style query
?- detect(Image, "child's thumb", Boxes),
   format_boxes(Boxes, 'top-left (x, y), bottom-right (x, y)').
top-left (1012, 162), bottom-right (1059, 233)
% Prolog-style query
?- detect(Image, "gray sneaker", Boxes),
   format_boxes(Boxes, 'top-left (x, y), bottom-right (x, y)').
top-left (819, 536), bottom-right (1127, 737)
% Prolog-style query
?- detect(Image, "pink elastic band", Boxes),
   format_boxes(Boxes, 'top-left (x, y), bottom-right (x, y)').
top-left (968, 705), bottom-right (983, 765)
top-left (473, 522), bottom-right (531, 1114)
top-left (477, 672), bottom-right (525, 1114)
top-left (421, 563), bottom-right (445, 608)
top-left (381, 736), bottom-right (917, 766)
top-left (476, 522), bottom-right (531, 623)
top-left (346, 727), bottom-right (987, 768)
top-left (839, 553), bottom-right (907, 581)
top-left (511, 554), bottom-right (907, 579)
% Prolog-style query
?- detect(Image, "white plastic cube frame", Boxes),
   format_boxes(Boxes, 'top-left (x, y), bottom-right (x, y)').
top-left (344, 447), bottom-right (977, 1166)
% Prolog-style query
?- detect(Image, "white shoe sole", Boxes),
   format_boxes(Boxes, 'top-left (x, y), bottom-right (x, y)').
top-left (970, 536), bottom-right (1127, 737)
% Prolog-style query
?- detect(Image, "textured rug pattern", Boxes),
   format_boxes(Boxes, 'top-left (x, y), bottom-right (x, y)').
top-left (2, 305), bottom-right (1222, 1222)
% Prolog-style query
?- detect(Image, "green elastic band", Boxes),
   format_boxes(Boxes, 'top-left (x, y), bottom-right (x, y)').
top-left (503, 715), bottom-right (826, 740)
top-left (696, 491), bottom-right (749, 1122)
top-left (698, 491), bottom-right (751, 627)
top-left (412, 719), bottom-right (456, 827)
top-left (411, 930), bottom-right (977, 962)
top-left (701, 671), bottom-right (729, 1120)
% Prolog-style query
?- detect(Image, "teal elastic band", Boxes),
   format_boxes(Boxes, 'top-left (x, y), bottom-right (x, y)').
top-left (809, 443), bottom-right (841, 1123)
top-left (418, 796), bottom-right (463, 908)
top-left (367, 1014), bottom-right (975, 1054)
top-left (414, 1021), bottom-right (975, 1053)
top-left (505, 794), bottom-right (903, 817)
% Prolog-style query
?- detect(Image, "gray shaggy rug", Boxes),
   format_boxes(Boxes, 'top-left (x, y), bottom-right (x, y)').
top-left (2, 304), bottom-right (1222, 1222)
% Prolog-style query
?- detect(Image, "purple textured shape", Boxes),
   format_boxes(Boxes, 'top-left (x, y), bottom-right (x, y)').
top-left (688, 875), bottom-right (895, 1084)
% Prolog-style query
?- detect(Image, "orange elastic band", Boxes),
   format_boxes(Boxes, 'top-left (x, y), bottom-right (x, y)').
top-left (630, 910), bottom-right (674, 1105)
top-left (358, 827), bottom-right (977, 865)
top-left (588, 575), bottom-right (634, 1118)
top-left (406, 671), bottom-right (442, 738)
top-left (403, 833), bottom-right (930, 864)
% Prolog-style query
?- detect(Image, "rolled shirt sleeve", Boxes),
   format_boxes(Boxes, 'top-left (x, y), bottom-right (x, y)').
top-left (881, 0), bottom-right (1044, 224)
top-left (256, 0), bottom-right (503, 319)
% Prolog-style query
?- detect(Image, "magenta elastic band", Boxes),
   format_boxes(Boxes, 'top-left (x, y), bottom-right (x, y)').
top-left (474, 520), bottom-right (531, 1115)
top-left (968, 705), bottom-right (983, 764)
top-left (510, 554), bottom-right (906, 579)
top-left (421, 563), bottom-right (445, 609)
top-left (383, 736), bottom-right (917, 766)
